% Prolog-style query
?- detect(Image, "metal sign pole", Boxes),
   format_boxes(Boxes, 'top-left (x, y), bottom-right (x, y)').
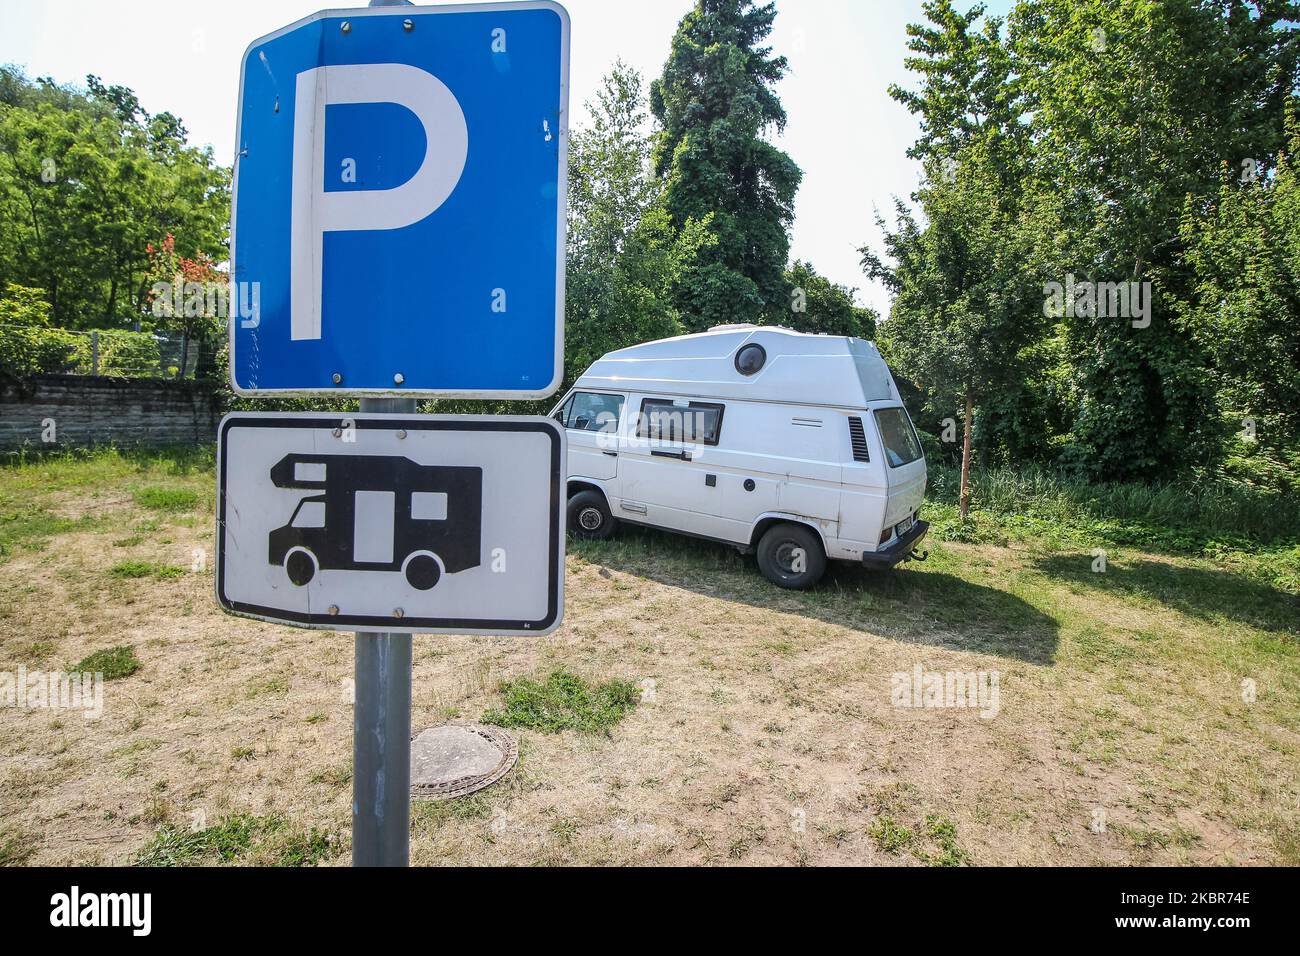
top-left (352, 395), bottom-right (416, 867)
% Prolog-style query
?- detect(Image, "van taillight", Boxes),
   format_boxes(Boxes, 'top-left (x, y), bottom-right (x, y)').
top-left (879, 527), bottom-right (892, 544)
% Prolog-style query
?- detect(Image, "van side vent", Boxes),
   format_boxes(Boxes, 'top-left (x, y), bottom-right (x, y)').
top-left (848, 417), bottom-right (870, 462)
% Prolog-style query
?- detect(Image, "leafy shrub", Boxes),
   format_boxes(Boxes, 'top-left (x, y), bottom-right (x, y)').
top-left (928, 464), bottom-right (1300, 547)
top-left (0, 283), bottom-right (79, 376)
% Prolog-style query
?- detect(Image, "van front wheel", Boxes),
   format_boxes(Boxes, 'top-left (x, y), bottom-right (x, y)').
top-left (757, 523), bottom-right (826, 589)
top-left (567, 490), bottom-right (618, 540)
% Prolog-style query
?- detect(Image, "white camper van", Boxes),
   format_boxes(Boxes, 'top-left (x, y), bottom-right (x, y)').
top-left (550, 325), bottom-right (929, 589)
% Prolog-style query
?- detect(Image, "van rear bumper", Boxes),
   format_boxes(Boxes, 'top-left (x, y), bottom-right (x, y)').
top-left (861, 520), bottom-right (929, 569)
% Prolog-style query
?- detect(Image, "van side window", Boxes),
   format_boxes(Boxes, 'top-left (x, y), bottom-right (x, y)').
top-left (563, 392), bottom-right (624, 434)
top-left (637, 398), bottom-right (724, 446)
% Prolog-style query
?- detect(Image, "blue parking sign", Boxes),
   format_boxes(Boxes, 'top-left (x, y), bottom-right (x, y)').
top-left (230, 2), bottom-right (569, 397)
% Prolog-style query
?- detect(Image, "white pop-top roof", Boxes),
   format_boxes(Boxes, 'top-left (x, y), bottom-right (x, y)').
top-left (574, 324), bottom-right (900, 408)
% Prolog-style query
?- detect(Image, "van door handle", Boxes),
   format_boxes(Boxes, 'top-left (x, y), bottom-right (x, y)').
top-left (602, 451), bottom-right (618, 457)
top-left (651, 449), bottom-right (693, 461)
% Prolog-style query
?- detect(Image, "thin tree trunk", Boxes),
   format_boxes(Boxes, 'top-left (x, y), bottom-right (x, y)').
top-left (959, 394), bottom-right (974, 521)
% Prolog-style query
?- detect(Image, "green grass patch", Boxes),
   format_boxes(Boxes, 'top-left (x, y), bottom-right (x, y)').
top-left (73, 645), bottom-right (139, 680)
top-left (916, 815), bottom-right (973, 867)
top-left (868, 812), bottom-right (971, 865)
top-left (0, 826), bottom-right (38, 866)
top-left (868, 816), bottom-right (915, 853)
top-left (135, 813), bottom-right (339, 867)
top-left (0, 503), bottom-right (98, 559)
top-left (109, 560), bottom-right (185, 580)
top-left (132, 487), bottom-right (199, 512)
top-left (482, 668), bottom-right (639, 735)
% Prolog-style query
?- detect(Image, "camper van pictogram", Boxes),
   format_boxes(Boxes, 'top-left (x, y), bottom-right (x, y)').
top-left (267, 454), bottom-right (482, 591)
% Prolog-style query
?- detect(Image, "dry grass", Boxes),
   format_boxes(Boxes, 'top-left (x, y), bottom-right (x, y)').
top-left (1, 448), bottom-right (1297, 866)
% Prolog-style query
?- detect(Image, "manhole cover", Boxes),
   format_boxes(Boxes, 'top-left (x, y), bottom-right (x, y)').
top-left (410, 724), bottom-right (517, 801)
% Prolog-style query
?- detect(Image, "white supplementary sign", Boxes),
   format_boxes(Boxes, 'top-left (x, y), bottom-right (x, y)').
top-left (216, 413), bottom-right (565, 634)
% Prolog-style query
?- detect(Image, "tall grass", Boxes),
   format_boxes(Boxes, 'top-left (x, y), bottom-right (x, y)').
top-left (927, 465), bottom-right (1300, 546)
top-left (0, 444), bottom-right (214, 484)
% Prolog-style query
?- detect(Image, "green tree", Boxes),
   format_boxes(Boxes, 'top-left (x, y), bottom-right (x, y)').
top-left (876, 0), bottom-right (1300, 484)
top-left (867, 1), bottom-right (1048, 514)
top-left (863, 153), bottom-right (1047, 518)
top-left (0, 66), bottom-right (230, 329)
top-left (428, 64), bottom-right (708, 416)
top-left (783, 261), bottom-right (876, 338)
top-left (143, 233), bottom-right (226, 379)
top-left (1180, 103), bottom-right (1300, 481)
top-left (1008, 0), bottom-right (1300, 480)
top-left (566, 63), bottom-right (709, 385)
top-left (890, 0), bottom-right (1026, 183)
top-left (650, 0), bottom-right (801, 330)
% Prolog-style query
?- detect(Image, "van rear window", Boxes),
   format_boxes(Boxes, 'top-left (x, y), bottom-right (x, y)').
top-left (873, 407), bottom-right (923, 467)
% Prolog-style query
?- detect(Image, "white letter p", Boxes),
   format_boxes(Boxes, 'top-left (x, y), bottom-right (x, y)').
top-left (291, 63), bottom-right (468, 340)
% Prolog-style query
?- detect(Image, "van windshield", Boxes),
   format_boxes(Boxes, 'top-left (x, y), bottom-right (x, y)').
top-left (873, 407), bottom-right (923, 467)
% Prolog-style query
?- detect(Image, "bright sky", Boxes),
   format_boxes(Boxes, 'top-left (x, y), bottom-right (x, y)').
top-left (0, 0), bottom-right (1014, 319)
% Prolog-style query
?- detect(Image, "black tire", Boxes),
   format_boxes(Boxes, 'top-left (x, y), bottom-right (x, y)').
top-left (404, 554), bottom-right (442, 591)
top-left (567, 490), bottom-right (618, 540)
top-left (756, 523), bottom-right (826, 589)
top-left (285, 549), bottom-right (316, 587)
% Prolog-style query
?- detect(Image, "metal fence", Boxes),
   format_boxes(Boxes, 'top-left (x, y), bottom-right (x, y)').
top-left (1, 323), bottom-right (215, 380)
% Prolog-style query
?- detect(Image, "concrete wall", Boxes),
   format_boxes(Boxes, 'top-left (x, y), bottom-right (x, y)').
top-left (0, 375), bottom-right (222, 452)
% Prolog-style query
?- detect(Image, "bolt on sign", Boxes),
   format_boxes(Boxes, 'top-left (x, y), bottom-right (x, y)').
top-left (216, 414), bottom-right (565, 635)
top-left (229, 1), bottom-right (570, 396)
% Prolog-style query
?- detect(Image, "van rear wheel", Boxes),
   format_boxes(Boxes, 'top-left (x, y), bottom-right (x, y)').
top-left (568, 490), bottom-right (617, 540)
top-left (757, 523), bottom-right (826, 589)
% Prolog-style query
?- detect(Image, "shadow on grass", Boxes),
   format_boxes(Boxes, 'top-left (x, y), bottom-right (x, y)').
top-left (572, 526), bottom-right (1059, 666)
top-left (1032, 553), bottom-right (1300, 638)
